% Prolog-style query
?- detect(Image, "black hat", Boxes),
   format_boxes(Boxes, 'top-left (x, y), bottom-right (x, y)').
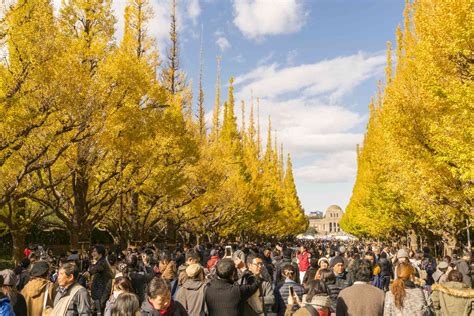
top-left (30, 261), bottom-right (50, 277)
top-left (330, 256), bottom-right (345, 268)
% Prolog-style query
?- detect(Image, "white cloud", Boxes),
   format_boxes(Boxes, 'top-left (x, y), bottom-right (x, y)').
top-left (187, 0), bottom-right (201, 25)
top-left (295, 151), bottom-right (358, 183)
top-left (227, 51), bottom-right (386, 188)
top-left (234, 52), bottom-right (386, 103)
top-left (248, 98), bottom-right (365, 157)
top-left (216, 37), bottom-right (231, 52)
top-left (233, 0), bottom-right (307, 40)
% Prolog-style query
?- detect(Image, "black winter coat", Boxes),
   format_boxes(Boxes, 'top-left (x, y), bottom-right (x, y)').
top-left (205, 277), bottom-right (260, 316)
top-left (326, 283), bottom-right (343, 313)
top-left (378, 258), bottom-right (393, 277)
top-left (89, 257), bottom-right (113, 304)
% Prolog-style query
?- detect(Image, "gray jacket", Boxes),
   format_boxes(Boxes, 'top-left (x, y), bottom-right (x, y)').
top-left (54, 283), bottom-right (92, 316)
top-left (175, 279), bottom-right (207, 316)
top-left (456, 260), bottom-right (472, 288)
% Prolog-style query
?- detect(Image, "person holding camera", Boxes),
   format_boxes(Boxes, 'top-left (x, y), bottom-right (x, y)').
top-left (205, 258), bottom-right (261, 316)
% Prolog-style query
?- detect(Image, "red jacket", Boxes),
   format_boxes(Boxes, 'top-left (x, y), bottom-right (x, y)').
top-left (298, 251), bottom-right (311, 272)
top-left (207, 256), bottom-right (219, 270)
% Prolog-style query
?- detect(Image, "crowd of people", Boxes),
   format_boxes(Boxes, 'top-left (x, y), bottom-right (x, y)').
top-left (0, 240), bottom-right (472, 315)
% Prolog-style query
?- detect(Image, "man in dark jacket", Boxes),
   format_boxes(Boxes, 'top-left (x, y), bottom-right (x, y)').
top-left (377, 252), bottom-right (393, 292)
top-left (205, 258), bottom-right (260, 316)
top-left (331, 256), bottom-right (349, 288)
top-left (141, 277), bottom-right (188, 316)
top-left (83, 244), bottom-right (113, 314)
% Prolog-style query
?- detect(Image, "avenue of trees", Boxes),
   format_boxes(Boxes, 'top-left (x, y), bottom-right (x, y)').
top-left (0, 0), bottom-right (307, 262)
top-left (340, 0), bottom-right (473, 254)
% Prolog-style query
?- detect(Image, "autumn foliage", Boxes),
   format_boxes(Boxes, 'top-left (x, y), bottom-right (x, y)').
top-left (340, 0), bottom-right (473, 250)
top-left (0, 0), bottom-right (307, 261)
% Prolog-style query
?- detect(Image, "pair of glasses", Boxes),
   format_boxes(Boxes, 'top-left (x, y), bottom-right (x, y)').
top-left (252, 262), bottom-right (264, 266)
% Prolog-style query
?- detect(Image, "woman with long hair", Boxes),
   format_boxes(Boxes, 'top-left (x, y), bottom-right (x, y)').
top-left (111, 292), bottom-right (140, 316)
top-left (104, 277), bottom-right (135, 316)
top-left (384, 262), bottom-right (431, 315)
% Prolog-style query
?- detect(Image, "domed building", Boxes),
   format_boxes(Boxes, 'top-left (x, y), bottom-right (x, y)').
top-left (308, 205), bottom-right (344, 235)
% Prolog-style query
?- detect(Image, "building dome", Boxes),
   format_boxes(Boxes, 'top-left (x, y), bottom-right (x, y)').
top-left (326, 205), bottom-right (342, 213)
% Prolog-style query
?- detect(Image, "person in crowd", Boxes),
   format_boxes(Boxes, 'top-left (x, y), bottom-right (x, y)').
top-left (319, 269), bottom-right (339, 313)
top-left (206, 250), bottom-right (219, 271)
top-left (336, 259), bottom-right (385, 316)
top-left (456, 250), bottom-right (472, 288)
top-left (14, 258), bottom-right (31, 292)
top-left (301, 258), bottom-right (318, 289)
top-left (0, 269), bottom-right (27, 316)
top-left (158, 251), bottom-right (176, 283)
top-left (331, 256), bottom-right (350, 288)
top-left (141, 277), bottom-right (188, 316)
top-left (263, 248), bottom-right (275, 282)
top-left (275, 264), bottom-right (304, 316)
top-left (297, 245), bottom-right (310, 284)
top-left (421, 247), bottom-right (437, 286)
top-left (377, 252), bottom-right (393, 292)
top-left (175, 264), bottom-right (207, 316)
top-left (21, 261), bottom-right (56, 316)
top-left (178, 250), bottom-right (201, 287)
top-left (205, 258), bottom-right (260, 316)
top-left (383, 262), bottom-right (431, 315)
top-left (124, 258), bottom-right (155, 304)
top-left (105, 276), bottom-right (134, 316)
top-left (300, 280), bottom-right (331, 315)
top-left (432, 261), bottom-right (449, 284)
top-left (275, 249), bottom-right (299, 285)
top-left (0, 275), bottom-right (15, 316)
top-left (111, 292), bottom-right (141, 316)
top-left (431, 270), bottom-right (473, 316)
top-left (394, 249), bottom-right (420, 279)
top-left (240, 254), bottom-right (275, 316)
top-left (82, 244), bottom-right (113, 314)
top-left (315, 258), bottom-right (329, 280)
top-left (50, 262), bottom-right (91, 315)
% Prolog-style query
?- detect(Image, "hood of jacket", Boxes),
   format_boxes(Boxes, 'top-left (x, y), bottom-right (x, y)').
top-left (21, 277), bottom-right (50, 298)
top-left (432, 282), bottom-right (474, 298)
top-left (302, 294), bottom-right (331, 308)
top-left (141, 299), bottom-right (161, 315)
top-left (182, 279), bottom-right (205, 291)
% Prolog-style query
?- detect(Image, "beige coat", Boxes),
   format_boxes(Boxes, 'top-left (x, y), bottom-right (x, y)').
top-left (431, 281), bottom-right (474, 316)
top-left (21, 277), bottom-right (56, 316)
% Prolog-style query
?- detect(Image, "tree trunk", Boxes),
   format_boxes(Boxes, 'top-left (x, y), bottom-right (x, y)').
top-left (409, 230), bottom-right (418, 250)
top-left (444, 234), bottom-right (457, 257)
top-left (70, 221), bottom-right (91, 249)
top-left (11, 230), bottom-right (26, 265)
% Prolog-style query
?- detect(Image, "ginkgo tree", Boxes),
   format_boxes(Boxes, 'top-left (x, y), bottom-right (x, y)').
top-left (341, 0), bottom-right (473, 253)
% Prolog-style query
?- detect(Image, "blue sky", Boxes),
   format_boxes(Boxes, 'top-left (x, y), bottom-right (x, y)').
top-left (54, 0), bottom-right (406, 214)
